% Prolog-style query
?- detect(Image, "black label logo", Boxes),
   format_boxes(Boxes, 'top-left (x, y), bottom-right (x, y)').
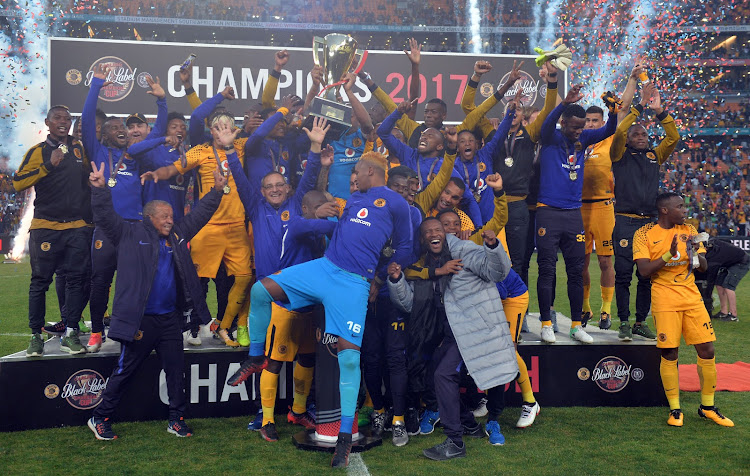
top-left (85, 56), bottom-right (137, 102)
top-left (62, 369), bottom-right (108, 410)
top-left (592, 356), bottom-right (631, 393)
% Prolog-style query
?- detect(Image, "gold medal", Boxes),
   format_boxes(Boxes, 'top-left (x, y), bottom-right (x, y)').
top-left (569, 171), bottom-right (577, 181)
top-left (504, 156), bottom-right (514, 167)
top-left (107, 177), bottom-right (117, 188)
top-left (223, 185), bottom-right (231, 194)
top-left (574, 141), bottom-right (583, 152)
top-left (58, 144), bottom-right (68, 154)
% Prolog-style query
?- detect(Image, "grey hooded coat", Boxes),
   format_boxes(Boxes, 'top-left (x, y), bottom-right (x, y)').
top-left (388, 234), bottom-right (519, 390)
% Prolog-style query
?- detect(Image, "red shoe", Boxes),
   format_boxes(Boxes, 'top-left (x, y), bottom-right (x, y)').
top-left (287, 410), bottom-right (316, 430)
top-left (209, 319), bottom-right (220, 333)
top-left (226, 357), bottom-right (268, 386)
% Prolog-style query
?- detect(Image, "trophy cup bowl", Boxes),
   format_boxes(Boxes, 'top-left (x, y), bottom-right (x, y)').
top-left (304, 33), bottom-right (368, 141)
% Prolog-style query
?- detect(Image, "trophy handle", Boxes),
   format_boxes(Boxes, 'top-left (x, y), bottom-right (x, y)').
top-left (312, 36), bottom-right (325, 67)
top-left (350, 49), bottom-right (368, 74)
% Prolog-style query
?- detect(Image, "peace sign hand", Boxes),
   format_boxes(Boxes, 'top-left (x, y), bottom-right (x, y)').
top-left (89, 161), bottom-right (106, 188)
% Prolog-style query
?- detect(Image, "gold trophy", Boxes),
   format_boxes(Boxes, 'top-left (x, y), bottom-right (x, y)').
top-left (305, 33), bottom-right (368, 140)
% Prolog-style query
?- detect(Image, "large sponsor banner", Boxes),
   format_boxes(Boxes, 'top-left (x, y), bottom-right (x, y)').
top-left (718, 235), bottom-right (750, 252)
top-left (49, 38), bottom-right (566, 124)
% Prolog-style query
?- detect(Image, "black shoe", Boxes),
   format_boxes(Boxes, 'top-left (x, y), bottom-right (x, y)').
top-left (712, 312), bottom-right (727, 320)
top-left (599, 312), bottom-right (612, 330)
top-left (462, 422), bottom-right (485, 438)
top-left (423, 437), bottom-right (466, 461)
top-left (331, 433), bottom-right (353, 468)
top-left (370, 410), bottom-right (386, 438)
top-left (383, 407), bottom-right (394, 432)
top-left (43, 321), bottom-right (65, 336)
top-left (721, 313), bottom-right (739, 322)
top-left (260, 422), bottom-right (279, 442)
top-left (167, 417), bottom-right (193, 437)
top-left (103, 315), bottom-right (112, 327)
top-left (405, 407), bottom-right (420, 435)
top-left (581, 311), bottom-right (592, 328)
top-left (227, 356), bottom-right (268, 386)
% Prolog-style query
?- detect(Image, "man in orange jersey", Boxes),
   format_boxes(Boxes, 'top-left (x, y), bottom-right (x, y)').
top-left (633, 192), bottom-right (733, 428)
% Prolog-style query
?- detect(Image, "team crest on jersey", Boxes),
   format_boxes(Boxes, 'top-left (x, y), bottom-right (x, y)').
top-left (176, 175), bottom-right (185, 186)
top-left (277, 344), bottom-right (287, 355)
top-left (281, 210), bottom-right (290, 221)
top-left (538, 227), bottom-right (546, 237)
top-left (516, 129), bottom-right (524, 137)
top-left (658, 333), bottom-right (667, 342)
top-left (41, 242), bottom-right (51, 252)
top-left (134, 330), bottom-right (143, 341)
top-left (478, 162), bottom-right (486, 172)
top-left (374, 198), bottom-right (386, 208)
top-left (619, 239), bottom-right (628, 248)
top-left (646, 151), bottom-right (656, 160)
top-left (357, 208), bottom-right (369, 219)
top-left (74, 147), bottom-right (82, 159)
top-left (118, 162), bottom-right (127, 171)
top-left (352, 137), bottom-right (363, 148)
top-left (282, 150), bottom-right (289, 161)
top-left (679, 234), bottom-right (688, 242)
top-left (345, 148), bottom-right (356, 158)
top-left (94, 240), bottom-right (103, 250)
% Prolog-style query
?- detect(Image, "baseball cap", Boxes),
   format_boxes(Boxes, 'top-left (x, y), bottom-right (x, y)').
top-left (126, 113), bottom-right (147, 126)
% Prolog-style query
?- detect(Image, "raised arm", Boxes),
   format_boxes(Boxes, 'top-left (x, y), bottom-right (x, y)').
top-left (610, 83), bottom-right (654, 162)
top-left (189, 88), bottom-right (232, 146)
top-left (343, 73), bottom-right (373, 134)
top-left (618, 63), bottom-right (643, 122)
top-left (540, 84), bottom-right (583, 145)
top-left (179, 61), bottom-right (203, 111)
top-left (81, 65), bottom-right (108, 161)
top-left (145, 76), bottom-right (168, 138)
top-left (262, 49), bottom-right (289, 109)
top-left (292, 116), bottom-right (330, 208)
top-left (527, 63), bottom-right (562, 143)
top-left (581, 102), bottom-right (618, 147)
top-left (376, 104), bottom-right (417, 166)
top-left (649, 88), bottom-right (680, 164)
top-left (404, 38), bottom-right (422, 121)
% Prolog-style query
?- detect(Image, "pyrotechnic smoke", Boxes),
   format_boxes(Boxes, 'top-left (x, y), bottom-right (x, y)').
top-left (1, 4), bottom-right (52, 259)
top-left (467, 0), bottom-right (482, 54)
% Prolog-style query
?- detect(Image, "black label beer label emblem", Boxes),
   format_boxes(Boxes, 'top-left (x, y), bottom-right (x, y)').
top-left (86, 56), bottom-right (137, 102)
top-left (62, 369), bottom-right (108, 410)
top-left (592, 356), bottom-right (632, 393)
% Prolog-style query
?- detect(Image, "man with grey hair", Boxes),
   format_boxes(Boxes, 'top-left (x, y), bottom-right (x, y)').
top-left (87, 160), bottom-right (227, 441)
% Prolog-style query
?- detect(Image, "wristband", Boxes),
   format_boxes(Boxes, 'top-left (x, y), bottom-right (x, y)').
top-left (656, 110), bottom-right (669, 122)
top-left (547, 72), bottom-right (558, 77)
top-left (277, 107), bottom-right (289, 116)
top-left (661, 251), bottom-right (673, 262)
top-left (270, 69), bottom-right (282, 79)
top-left (493, 90), bottom-right (505, 102)
top-left (184, 86), bottom-right (195, 95)
top-left (468, 79), bottom-right (479, 89)
top-left (367, 82), bottom-right (378, 93)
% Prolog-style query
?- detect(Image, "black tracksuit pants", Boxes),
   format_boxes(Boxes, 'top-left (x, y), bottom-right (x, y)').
top-left (94, 311), bottom-right (186, 421)
top-left (536, 206), bottom-right (585, 322)
top-left (613, 215), bottom-right (654, 323)
top-left (28, 227), bottom-right (91, 333)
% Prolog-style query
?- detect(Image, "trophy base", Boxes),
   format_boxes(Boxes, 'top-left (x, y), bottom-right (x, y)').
top-left (304, 97), bottom-right (353, 141)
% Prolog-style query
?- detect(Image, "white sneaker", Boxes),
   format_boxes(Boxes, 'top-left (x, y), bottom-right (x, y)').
top-left (540, 324), bottom-right (556, 343)
top-left (516, 401), bottom-right (540, 428)
top-left (186, 330), bottom-right (202, 346)
top-left (472, 397), bottom-right (488, 417)
top-left (570, 326), bottom-right (594, 344)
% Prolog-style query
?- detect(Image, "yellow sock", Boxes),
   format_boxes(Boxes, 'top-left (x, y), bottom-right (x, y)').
top-left (582, 285), bottom-right (591, 313)
top-left (697, 356), bottom-right (717, 407)
top-left (542, 320), bottom-right (552, 327)
top-left (660, 357), bottom-right (680, 410)
top-left (571, 321), bottom-right (581, 328)
top-left (363, 390), bottom-right (374, 408)
top-left (600, 286), bottom-right (614, 315)
top-left (373, 407), bottom-right (384, 414)
top-left (292, 364), bottom-right (314, 414)
top-left (516, 352), bottom-right (535, 403)
top-left (392, 415), bottom-right (404, 425)
top-left (260, 369), bottom-right (279, 425)
top-left (220, 275), bottom-right (252, 329)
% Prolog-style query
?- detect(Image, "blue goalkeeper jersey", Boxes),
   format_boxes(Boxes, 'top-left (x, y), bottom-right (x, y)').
top-left (325, 185), bottom-right (413, 280)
